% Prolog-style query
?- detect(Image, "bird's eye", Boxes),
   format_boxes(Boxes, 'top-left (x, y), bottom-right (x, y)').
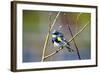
top-left (52, 35), bottom-right (56, 38)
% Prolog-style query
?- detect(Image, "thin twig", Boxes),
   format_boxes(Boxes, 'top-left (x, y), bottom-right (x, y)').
top-left (73, 13), bottom-right (82, 59)
top-left (66, 13), bottom-right (82, 60)
top-left (41, 13), bottom-right (52, 62)
top-left (44, 48), bottom-right (63, 60)
top-left (50, 12), bottom-right (61, 31)
top-left (68, 21), bottom-right (89, 43)
top-left (75, 13), bottom-right (82, 32)
top-left (76, 13), bottom-right (82, 21)
top-left (41, 12), bottom-right (60, 62)
top-left (68, 24), bottom-right (81, 59)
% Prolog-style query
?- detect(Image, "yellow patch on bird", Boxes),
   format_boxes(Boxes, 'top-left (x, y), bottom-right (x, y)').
top-left (57, 37), bottom-right (62, 42)
top-left (52, 35), bottom-right (56, 38)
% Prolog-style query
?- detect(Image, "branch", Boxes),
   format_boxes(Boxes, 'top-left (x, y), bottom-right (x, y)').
top-left (41, 12), bottom-right (60, 62)
top-left (68, 21), bottom-right (89, 43)
top-left (50, 12), bottom-right (61, 31)
top-left (68, 24), bottom-right (81, 59)
top-left (44, 47), bottom-right (63, 60)
top-left (65, 13), bottom-right (82, 60)
top-left (76, 13), bottom-right (82, 22)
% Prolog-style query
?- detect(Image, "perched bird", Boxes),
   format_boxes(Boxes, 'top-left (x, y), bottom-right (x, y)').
top-left (51, 30), bottom-right (73, 52)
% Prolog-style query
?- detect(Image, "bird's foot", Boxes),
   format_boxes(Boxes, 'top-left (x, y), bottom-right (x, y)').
top-left (68, 49), bottom-right (74, 52)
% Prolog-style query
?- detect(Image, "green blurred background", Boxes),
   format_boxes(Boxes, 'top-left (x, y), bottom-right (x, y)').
top-left (23, 10), bottom-right (91, 62)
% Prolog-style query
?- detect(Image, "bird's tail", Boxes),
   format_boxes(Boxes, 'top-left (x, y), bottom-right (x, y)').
top-left (65, 45), bottom-right (74, 52)
top-left (63, 40), bottom-right (74, 52)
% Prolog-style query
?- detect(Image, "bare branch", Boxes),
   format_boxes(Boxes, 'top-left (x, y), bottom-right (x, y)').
top-left (68, 24), bottom-right (81, 59)
top-left (41, 12), bottom-right (60, 62)
top-left (76, 13), bottom-right (82, 22)
top-left (44, 48), bottom-right (63, 60)
top-left (50, 12), bottom-right (60, 31)
top-left (68, 21), bottom-right (90, 43)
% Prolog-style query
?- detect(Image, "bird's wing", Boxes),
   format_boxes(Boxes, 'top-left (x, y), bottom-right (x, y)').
top-left (57, 37), bottom-right (62, 42)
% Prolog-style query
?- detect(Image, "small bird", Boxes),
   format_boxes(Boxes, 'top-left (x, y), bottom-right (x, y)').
top-left (51, 30), bottom-right (73, 52)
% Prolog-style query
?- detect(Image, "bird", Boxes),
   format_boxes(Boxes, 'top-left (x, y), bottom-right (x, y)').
top-left (51, 30), bottom-right (74, 52)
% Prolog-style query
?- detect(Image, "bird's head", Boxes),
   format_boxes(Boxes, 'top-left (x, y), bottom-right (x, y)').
top-left (51, 30), bottom-right (60, 38)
